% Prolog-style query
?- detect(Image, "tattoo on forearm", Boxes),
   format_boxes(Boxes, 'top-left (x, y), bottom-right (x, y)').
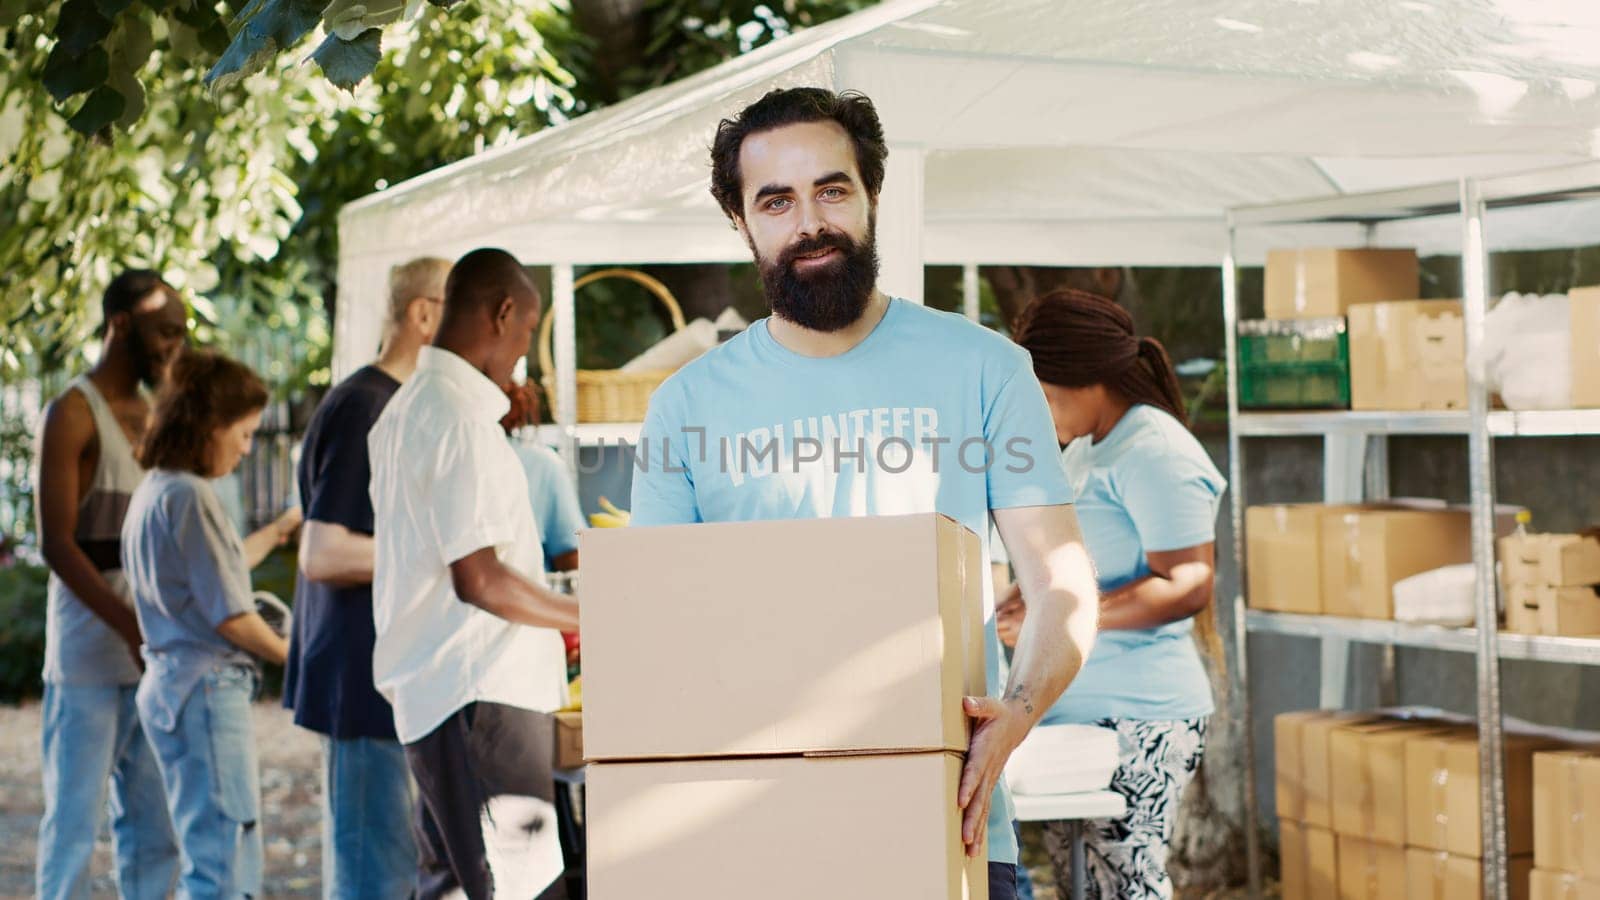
top-left (1005, 682), bottom-right (1035, 716)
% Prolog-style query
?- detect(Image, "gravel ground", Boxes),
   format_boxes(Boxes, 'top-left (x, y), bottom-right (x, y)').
top-left (0, 701), bottom-right (1258, 899)
top-left (0, 701), bottom-right (322, 898)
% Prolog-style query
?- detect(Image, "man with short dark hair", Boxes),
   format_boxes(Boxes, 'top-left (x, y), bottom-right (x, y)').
top-left (369, 248), bottom-right (580, 900)
top-left (634, 87), bottom-right (1101, 899)
top-left (34, 270), bottom-right (185, 899)
top-left (286, 256), bottom-right (449, 900)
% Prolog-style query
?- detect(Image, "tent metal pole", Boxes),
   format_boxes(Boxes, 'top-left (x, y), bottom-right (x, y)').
top-left (963, 263), bottom-right (980, 322)
top-left (880, 143), bottom-right (926, 304)
top-left (1461, 177), bottom-right (1509, 900)
top-left (553, 263), bottom-right (579, 486)
top-left (1222, 220), bottom-right (1262, 899)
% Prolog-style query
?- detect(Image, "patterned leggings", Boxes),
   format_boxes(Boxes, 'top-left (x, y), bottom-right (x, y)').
top-left (1042, 716), bottom-right (1208, 900)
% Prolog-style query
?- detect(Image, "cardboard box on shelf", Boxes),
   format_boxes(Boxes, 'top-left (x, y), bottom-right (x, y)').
top-left (586, 752), bottom-right (986, 900)
top-left (1335, 834), bottom-right (1406, 900)
top-left (1531, 869), bottom-right (1600, 900)
top-left (1405, 731), bottom-right (1557, 857)
top-left (579, 514), bottom-right (984, 761)
top-left (1536, 585), bottom-right (1600, 637)
top-left (1265, 248), bottom-right (1420, 320)
top-left (1507, 583), bottom-right (1543, 635)
top-left (1281, 819), bottom-right (1340, 900)
top-left (1500, 532), bottom-right (1600, 588)
top-left (1321, 508), bottom-right (1473, 619)
top-left (1406, 849), bottom-right (1532, 900)
top-left (554, 711), bottom-right (583, 770)
top-left (1247, 505), bottom-right (1365, 614)
top-left (1330, 720), bottom-right (1458, 845)
top-left (1571, 286), bottom-right (1600, 409)
top-left (1277, 710), bottom-right (1348, 821)
top-left (1301, 713), bottom-right (1383, 829)
top-left (1348, 301), bottom-right (1468, 411)
top-left (1533, 750), bottom-right (1600, 878)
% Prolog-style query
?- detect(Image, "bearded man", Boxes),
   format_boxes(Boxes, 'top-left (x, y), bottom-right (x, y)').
top-left (629, 87), bottom-right (1101, 900)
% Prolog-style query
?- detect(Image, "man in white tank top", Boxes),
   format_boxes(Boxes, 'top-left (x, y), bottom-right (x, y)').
top-left (33, 270), bottom-right (187, 899)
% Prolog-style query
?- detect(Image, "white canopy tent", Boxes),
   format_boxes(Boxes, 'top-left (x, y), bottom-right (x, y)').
top-left (335, 0), bottom-right (1600, 378)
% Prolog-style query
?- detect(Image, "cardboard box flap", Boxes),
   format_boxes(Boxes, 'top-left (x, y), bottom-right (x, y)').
top-left (1533, 750), bottom-right (1600, 878)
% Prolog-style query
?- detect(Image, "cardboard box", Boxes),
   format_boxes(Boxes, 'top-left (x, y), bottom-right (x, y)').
top-left (580, 514), bottom-right (984, 760)
top-left (1533, 750), bottom-right (1600, 877)
top-left (1500, 532), bottom-right (1600, 588)
top-left (1330, 720), bottom-right (1456, 845)
top-left (1349, 301), bottom-right (1468, 411)
top-left (554, 711), bottom-right (583, 770)
top-left (1507, 583), bottom-right (1543, 635)
top-left (1302, 713), bottom-right (1383, 829)
top-left (1278, 711), bottom-right (1334, 821)
top-left (1406, 849), bottom-right (1532, 900)
top-left (1405, 731), bottom-right (1556, 857)
top-left (1281, 819), bottom-right (1339, 900)
top-left (1265, 248), bottom-right (1420, 320)
top-left (1248, 505), bottom-right (1365, 614)
top-left (1321, 508), bottom-right (1473, 619)
top-left (1335, 835), bottom-right (1406, 900)
top-left (1571, 286), bottom-right (1600, 409)
top-left (1532, 869), bottom-right (1600, 900)
top-left (587, 752), bottom-right (986, 900)
top-left (1536, 586), bottom-right (1600, 637)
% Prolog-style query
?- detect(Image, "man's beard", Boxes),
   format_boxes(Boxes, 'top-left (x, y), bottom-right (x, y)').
top-left (757, 224), bottom-right (879, 334)
top-left (128, 334), bottom-right (164, 389)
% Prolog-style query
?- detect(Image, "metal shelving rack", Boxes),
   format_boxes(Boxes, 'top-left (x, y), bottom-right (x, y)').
top-left (1223, 161), bottom-right (1600, 900)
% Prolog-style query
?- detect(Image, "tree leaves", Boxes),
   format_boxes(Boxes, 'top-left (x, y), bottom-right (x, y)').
top-left (65, 83), bottom-right (124, 132)
top-left (42, 43), bottom-right (108, 100)
top-left (204, 0), bottom-right (319, 91)
top-left (308, 26), bottom-right (380, 91)
top-left (52, 0), bottom-right (110, 54)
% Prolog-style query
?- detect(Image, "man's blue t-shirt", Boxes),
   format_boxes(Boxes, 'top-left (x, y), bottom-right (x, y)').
top-left (1040, 404), bottom-right (1225, 726)
top-left (284, 365), bottom-right (401, 741)
top-left (512, 441), bottom-right (585, 564)
top-left (630, 298), bottom-right (1073, 865)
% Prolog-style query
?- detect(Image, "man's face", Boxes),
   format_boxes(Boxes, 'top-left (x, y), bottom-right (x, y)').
top-left (736, 120), bottom-right (879, 333)
top-left (490, 289), bottom-right (541, 388)
top-left (121, 291), bottom-right (188, 389)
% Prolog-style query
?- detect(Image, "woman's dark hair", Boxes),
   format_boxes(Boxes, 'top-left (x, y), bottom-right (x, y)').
top-left (1012, 289), bottom-right (1188, 426)
top-left (709, 87), bottom-right (888, 221)
top-left (138, 349), bottom-right (269, 475)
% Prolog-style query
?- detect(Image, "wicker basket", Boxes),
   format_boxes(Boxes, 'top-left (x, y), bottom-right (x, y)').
top-left (537, 268), bottom-right (687, 423)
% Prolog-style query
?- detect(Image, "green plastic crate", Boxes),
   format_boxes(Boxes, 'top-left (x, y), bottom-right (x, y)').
top-left (1238, 317), bottom-right (1349, 364)
top-left (1237, 318), bottom-right (1351, 410)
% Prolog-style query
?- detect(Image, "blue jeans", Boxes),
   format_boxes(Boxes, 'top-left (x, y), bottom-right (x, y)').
top-left (141, 664), bottom-right (264, 898)
top-left (37, 683), bottom-right (179, 900)
top-left (1013, 821), bottom-right (1037, 900)
top-left (321, 735), bottom-right (418, 900)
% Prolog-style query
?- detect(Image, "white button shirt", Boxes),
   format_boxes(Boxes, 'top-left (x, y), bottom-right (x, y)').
top-left (368, 346), bottom-right (569, 744)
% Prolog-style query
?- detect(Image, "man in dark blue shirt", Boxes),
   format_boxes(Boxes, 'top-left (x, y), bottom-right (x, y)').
top-left (286, 257), bottom-right (449, 899)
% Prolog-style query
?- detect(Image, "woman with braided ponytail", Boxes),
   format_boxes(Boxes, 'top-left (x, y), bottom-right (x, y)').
top-left (999, 289), bottom-right (1225, 900)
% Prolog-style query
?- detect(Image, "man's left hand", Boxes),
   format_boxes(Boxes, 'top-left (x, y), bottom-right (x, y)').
top-left (958, 695), bottom-right (1032, 858)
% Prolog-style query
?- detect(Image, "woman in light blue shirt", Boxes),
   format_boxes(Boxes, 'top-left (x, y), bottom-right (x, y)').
top-left (123, 350), bottom-right (300, 897)
top-left (1000, 289), bottom-right (1225, 900)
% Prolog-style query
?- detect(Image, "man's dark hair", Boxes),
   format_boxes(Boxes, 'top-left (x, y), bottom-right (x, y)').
top-left (101, 269), bottom-right (177, 335)
top-left (138, 349), bottom-right (269, 475)
top-left (709, 88), bottom-right (888, 221)
top-left (442, 248), bottom-right (539, 321)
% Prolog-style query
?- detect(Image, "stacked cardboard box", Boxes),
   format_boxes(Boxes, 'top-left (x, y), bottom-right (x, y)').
top-left (1275, 711), bottom-right (1557, 900)
top-left (1531, 750), bottom-right (1600, 900)
top-left (1500, 531), bottom-right (1600, 636)
top-left (1265, 248), bottom-right (1420, 320)
top-left (580, 514), bottom-right (990, 900)
top-left (1247, 504), bottom-right (1473, 618)
top-left (1348, 300), bottom-right (1467, 410)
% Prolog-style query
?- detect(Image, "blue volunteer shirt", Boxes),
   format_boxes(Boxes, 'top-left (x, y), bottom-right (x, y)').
top-left (630, 298), bottom-right (1073, 866)
top-left (1040, 404), bottom-right (1224, 726)
top-left (512, 441), bottom-right (585, 564)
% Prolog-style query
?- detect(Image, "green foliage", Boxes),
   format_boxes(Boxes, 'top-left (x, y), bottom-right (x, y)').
top-left (0, 562), bottom-right (49, 702)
